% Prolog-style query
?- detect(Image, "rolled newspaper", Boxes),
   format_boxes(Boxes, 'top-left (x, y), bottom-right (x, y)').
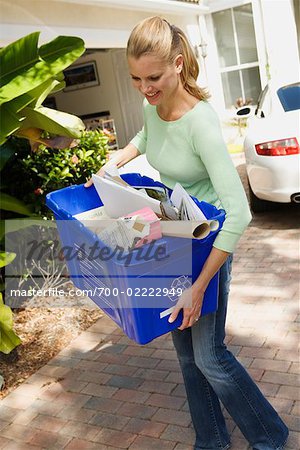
top-left (160, 220), bottom-right (219, 240)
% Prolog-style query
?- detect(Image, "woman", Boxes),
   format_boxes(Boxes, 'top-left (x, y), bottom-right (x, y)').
top-left (86, 16), bottom-right (288, 450)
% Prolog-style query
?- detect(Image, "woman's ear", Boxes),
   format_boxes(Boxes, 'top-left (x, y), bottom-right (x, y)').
top-left (175, 54), bottom-right (183, 74)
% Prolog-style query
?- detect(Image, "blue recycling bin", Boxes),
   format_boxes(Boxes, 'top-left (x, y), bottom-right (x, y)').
top-left (46, 173), bottom-right (225, 344)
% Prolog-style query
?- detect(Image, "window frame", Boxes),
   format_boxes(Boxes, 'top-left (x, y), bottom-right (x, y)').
top-left (212, 3), bottom-right (261, 108)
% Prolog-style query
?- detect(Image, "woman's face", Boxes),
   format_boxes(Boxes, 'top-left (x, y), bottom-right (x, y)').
top-left (128, 54), bottom-right (182, 106)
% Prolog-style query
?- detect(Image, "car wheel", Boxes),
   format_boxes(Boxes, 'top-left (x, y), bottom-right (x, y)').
top-left (248, 180), bottom-right (274, 213)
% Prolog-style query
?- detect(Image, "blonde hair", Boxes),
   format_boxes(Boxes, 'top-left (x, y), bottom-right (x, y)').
top-left (127, 16), bottom-right (209, 101)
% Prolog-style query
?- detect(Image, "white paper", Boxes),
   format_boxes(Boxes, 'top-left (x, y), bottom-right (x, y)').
top-left (74, 204), bottom-right (157, 248)
top-left (97, 221), bottom-right (137, 250)
top-left (104, 164), bottom-right (129, 187)
top-left (74, 206), bottom-right (117, 235)
top-left (171, 183), bottom-right (207, 221)
top-left (73, 206), bottom-right (110, 221)
top-left (92, 173), bottom-right (161, 218)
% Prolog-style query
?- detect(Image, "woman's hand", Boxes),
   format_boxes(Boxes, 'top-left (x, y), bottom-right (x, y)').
top-left (168, 247), bottom-right (230, 330)
top-left (84, 144), bottom-right (140, 188)
top-left (168, 284), bottom-right (204, 330)
top-left (84, 149), bottom-right (124, 187)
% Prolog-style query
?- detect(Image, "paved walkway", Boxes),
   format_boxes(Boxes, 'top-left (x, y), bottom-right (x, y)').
top-left (0, 155), bottom-right (299, 450)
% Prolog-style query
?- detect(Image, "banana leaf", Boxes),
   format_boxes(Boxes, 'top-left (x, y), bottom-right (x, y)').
top-left (0, 33), bottom-right (85, 145)
top-left (20, 106), bottom-right (85, 138)
top-left (18, 77), bottom-right (65, 110)
top-left (0, 294), bottom-right (21, 354)
top-left (0, 33), bottom-right (85, 104)
top-left (0, 32), bottom-right (40, 87)
top-left (0, 193), bottom-right (32, 215)
top-left (0, 78), bottom-right (67, 144)
top-left (34, 79), bottom-right (65, 108)
top-left (0, 251), bottom-right (16, 269)
top-left (0, 103), bottom-right (25, 145)
top-left (0, 140), bottom-right (18, 170)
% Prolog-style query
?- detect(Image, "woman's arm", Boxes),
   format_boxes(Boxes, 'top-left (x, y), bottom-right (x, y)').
top-left (169, 247), bottom-right (230, 329)
top-left (169, 104), bottom-right (251, 329)
top-left (84, 143), bottom-right (140, 187)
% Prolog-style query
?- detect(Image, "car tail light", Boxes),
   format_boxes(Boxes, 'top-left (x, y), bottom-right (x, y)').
top-left (255, 137), bottom-right (299, 156)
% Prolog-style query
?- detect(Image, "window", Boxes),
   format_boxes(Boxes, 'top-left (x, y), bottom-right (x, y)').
top-left (212, 4), bottom-right (261, 109)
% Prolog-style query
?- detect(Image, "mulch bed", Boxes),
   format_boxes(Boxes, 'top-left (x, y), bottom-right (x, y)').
top-left (0, 300), bottom-right (102, 399)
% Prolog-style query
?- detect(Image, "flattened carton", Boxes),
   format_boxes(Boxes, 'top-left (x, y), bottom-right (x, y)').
top-left (46, 174), bottom-right (225, 344)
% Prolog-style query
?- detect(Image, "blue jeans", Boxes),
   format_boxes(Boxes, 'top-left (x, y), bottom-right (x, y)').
top-left (172, 255), bottom-right (288, 450)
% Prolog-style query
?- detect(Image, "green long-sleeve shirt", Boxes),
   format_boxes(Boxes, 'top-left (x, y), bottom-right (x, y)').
top-left (130, 100), bottom-right (252, 253)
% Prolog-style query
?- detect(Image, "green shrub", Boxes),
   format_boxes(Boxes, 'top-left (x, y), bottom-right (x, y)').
top-left (2, 129), bottom-right (109, 217)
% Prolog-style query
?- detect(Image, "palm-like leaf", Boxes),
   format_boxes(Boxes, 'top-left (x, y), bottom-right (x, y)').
top-left (0, 33), bottom-right (85, 104)
top-left (0, 252), bottom-right (16, 269)
top-left (20, 106), bottom-right (85, 138)
top-left (0, 294), bottom-right (21, 354)
top-left (0, 32), bottom-right (40, 89)
top-left (0, 32), bottom-right (85, 146)
top-left (0, 104), bottom-right (24, 144)
top-left (1, 193), bottom-right (32, 215)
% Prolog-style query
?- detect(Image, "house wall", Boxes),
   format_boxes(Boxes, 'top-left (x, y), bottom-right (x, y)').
top-left (0, 0), bottom-right (201, 47)
top-left (53, 50), bottom-right (130, 148)
top-left (258, 0), bottom-right (299, 85)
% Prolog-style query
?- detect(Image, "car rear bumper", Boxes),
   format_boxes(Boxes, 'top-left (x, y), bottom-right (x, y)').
top-left (246, 156), bottom-right (300, 203)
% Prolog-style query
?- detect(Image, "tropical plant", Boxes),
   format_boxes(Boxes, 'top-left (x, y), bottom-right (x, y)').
top-left (0, 31), bottom-right (89, 361)
top-left (0, 251), bottom-right (16, 270)
top-left (0, 31), bottom-right (85, 147)
top-left (0, 293), bottom-right (21, 354)
top-left (0, 138), bottom-right (32, 217)
top-left (0, 258), bottom-right (21, 354)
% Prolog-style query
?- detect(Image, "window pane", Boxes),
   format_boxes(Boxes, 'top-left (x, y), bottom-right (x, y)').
top-left (234, 4), bottom-right (258, 64)
top-left (213, 10), bottom-right (237, 68)
top-left (221, 71), bottom-right (242, 108)
top-left (242, 66), bottom-right (261, 104)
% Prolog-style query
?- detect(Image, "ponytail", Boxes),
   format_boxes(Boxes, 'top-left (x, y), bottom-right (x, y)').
top-left (174, 26), bottom-right (209, 101)
top-left (127, 16), bottom-right (209, 102)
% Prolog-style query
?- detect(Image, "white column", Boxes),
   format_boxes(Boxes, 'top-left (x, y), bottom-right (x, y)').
top-left (259, 0), bottom-right (299, 84)
top-left (201, 14), bottom-right (226, 112)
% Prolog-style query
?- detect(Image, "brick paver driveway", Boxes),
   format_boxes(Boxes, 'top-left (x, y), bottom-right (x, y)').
top-left (0, 154), bottom-right (299, 450)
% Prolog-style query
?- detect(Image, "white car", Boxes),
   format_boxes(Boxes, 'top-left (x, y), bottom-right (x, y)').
top-left (238, 81), bottom-right (300, 212)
